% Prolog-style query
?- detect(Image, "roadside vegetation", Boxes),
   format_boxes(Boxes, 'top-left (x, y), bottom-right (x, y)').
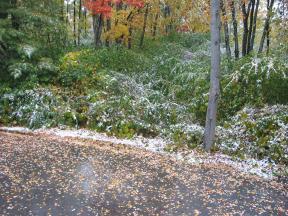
top-left (0, 0), bottom-right (287, 176)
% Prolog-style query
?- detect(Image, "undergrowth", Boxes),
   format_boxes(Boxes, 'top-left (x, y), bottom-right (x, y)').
top-left (0, 33), bottom-right (287, 167)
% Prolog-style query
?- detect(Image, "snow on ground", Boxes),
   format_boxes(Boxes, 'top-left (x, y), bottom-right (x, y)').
top-left (0, 126), bottom-right (278, 179)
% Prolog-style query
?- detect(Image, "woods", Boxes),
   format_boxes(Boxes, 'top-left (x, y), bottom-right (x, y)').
top-left (0, 0), bottom-right (288, 214)
top-left (0, 0), bottom-right (287, 179)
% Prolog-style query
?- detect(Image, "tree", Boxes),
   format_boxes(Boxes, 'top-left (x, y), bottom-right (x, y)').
top-left (258, 0), bottom-right (275, 53)
top-left (249, 0), bottom-right (260, 52)
top-left (203, 0), bottom-right (221, 151)
top-left (78, 0), bottom-right (82, 45)
top-left (139, 3), bottom-right (149, 47)
top-left (0, 0), bottom-right (68, 83)
top-left (73, 0), bottom-right (77, 45)
top-left (220, 0), bottom-right (231, 58)
top-left (85, 0), bottom-right (145, 47)
top-left (246, 0), bottom-right (255, 54)
top-left (85, 0), bottom-right (113, 46)
top-left (229, 0), bottom-right (239, 59)
top-left (241, 0), bottom-right (252, 56)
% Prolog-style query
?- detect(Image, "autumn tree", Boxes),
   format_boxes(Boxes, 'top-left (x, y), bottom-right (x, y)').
top-left (85, 0), bottom-right (113, 46)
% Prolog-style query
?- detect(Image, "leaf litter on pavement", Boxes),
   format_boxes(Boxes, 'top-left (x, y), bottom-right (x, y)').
top-left (0, 131), bottom-right (287, 215)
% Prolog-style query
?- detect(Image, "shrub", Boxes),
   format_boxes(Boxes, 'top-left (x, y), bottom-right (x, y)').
top-left (219, 55), bottom-right (288, 119)
top-left (217, 105), bottom-right (288, 165)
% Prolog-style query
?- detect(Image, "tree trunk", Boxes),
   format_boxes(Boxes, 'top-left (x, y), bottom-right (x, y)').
top-left (152, 13), bottom-right (159, 37)
top-left (84, 8), bottom-right (87, 35)
top-left (106, 18), bottom-right (111, 47)
top-left (266, 22), bottom-right (270, 54)
top-left (247, 0), bottom-right (255, 54)
top-left (220, 0), bottom-right (231, 58)
top-left (229, 0), bottom-right (239, 59)
top-left (266, 0), bottom-right (271, 54)
top-left (204, 0), bottom-right (221, 152)
top-left (250, 0), bottom-right (260, 52)
top-left (164, 5), bottom-right (171, 34)
top-left (92, 14), bottom-right (103, 47)
top-left (78, 0), bottom-right (82, 46)
top-left (115, 1), bottom-right (123, 26)
top-left (66, 0), bottom-right (69, 24)
top-left (126, 9), bottom-right (140, 49)
top-left (73, 0), bottom-right (76, 45)
top-left (241, 1), bottom-right (251, 56)
top-left (128, 26), bottom-right (133, 49)
top-left (258, 0), bottom-right (275, 53)
top-left (139, 4), bottom-right (149, 48)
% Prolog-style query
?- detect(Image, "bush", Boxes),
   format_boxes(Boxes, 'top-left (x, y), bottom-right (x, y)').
top-left (217, 105), bottom-right (288, 165)
top-left (0, 89), bottom-right (60, 128)
top-left (219, 55), bottom-right (288, 119)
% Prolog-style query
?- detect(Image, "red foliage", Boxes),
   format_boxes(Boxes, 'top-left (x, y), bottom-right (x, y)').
top-left (84, 0), bottom-right (145, 17)
top-left (84, 0), bottom-right (113, 17)
top-left (126, 0), bottom-right (144, 8)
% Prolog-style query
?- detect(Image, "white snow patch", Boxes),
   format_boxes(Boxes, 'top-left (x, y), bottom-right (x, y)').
top-left (174, 151), bottom-right (276, 179)
top-left (1, 127), bottom-right (31, 133)
top-left (44, 128), bottom-right (167, 153)
top-left (0, 127), bottom-right (167, 153)
top-left (0, 127), bottom-right (279, 179)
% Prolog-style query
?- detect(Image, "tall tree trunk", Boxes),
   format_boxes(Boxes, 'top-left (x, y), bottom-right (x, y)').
top-left (78, 0), bottom-right (82, 45)
top-left (128, 26), bottom-right (132, 49)
top-left (66, 0), bottom-right (69, 24)
top-left (73, 0), bottom-right (76, 45)
top-left (204, 0), bottom-right (221, 152)
top-left (250, 0), bottom-right (260, 52)
top-left (92, 13), bottom-right (103, 47)
top-left (126, 9), bottom-right (140, 48)
top-left (164, 5), bottom-right (171, 34)
top-left (139, 4), bottom-right (149, 48)
top-left (230, 0), bottom-right (239, 59)
top-left (241, 0), bottom-right (251, 56)
top-left (106, 18), bottom-right (111, 47)
top-left (258, 0), bottom-right (275, 53)
top-left (84, 8), bottom-right (87, 35)
top-left (266, 22), bottom-right (270, 54)
top-left (266, 0), bottom-right (270, 54)
top-left (220, 0), bottom-right (231, 58)
top-left (152, 13), bottom-right (159, 37)
top-left (247, 0), bottom-right (255, 54)
top-left (105, 2), bottom-right (112, 47)
top-left (115, 1), bottom-right (123, 25)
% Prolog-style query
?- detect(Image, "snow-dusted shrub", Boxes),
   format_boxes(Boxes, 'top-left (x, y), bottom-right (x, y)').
top-left (0, 89), bottom-right (71, 129)
top-left (37, 58), bottom-right (59, 83)
top-left (8, 62), bottom-right (35, 80)
top-left (220, 55), bottom-right (288, 119)
top-left (218, 105), bottom-right (288, 164)
top-left (165, 123), bottom-right (204, 151)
